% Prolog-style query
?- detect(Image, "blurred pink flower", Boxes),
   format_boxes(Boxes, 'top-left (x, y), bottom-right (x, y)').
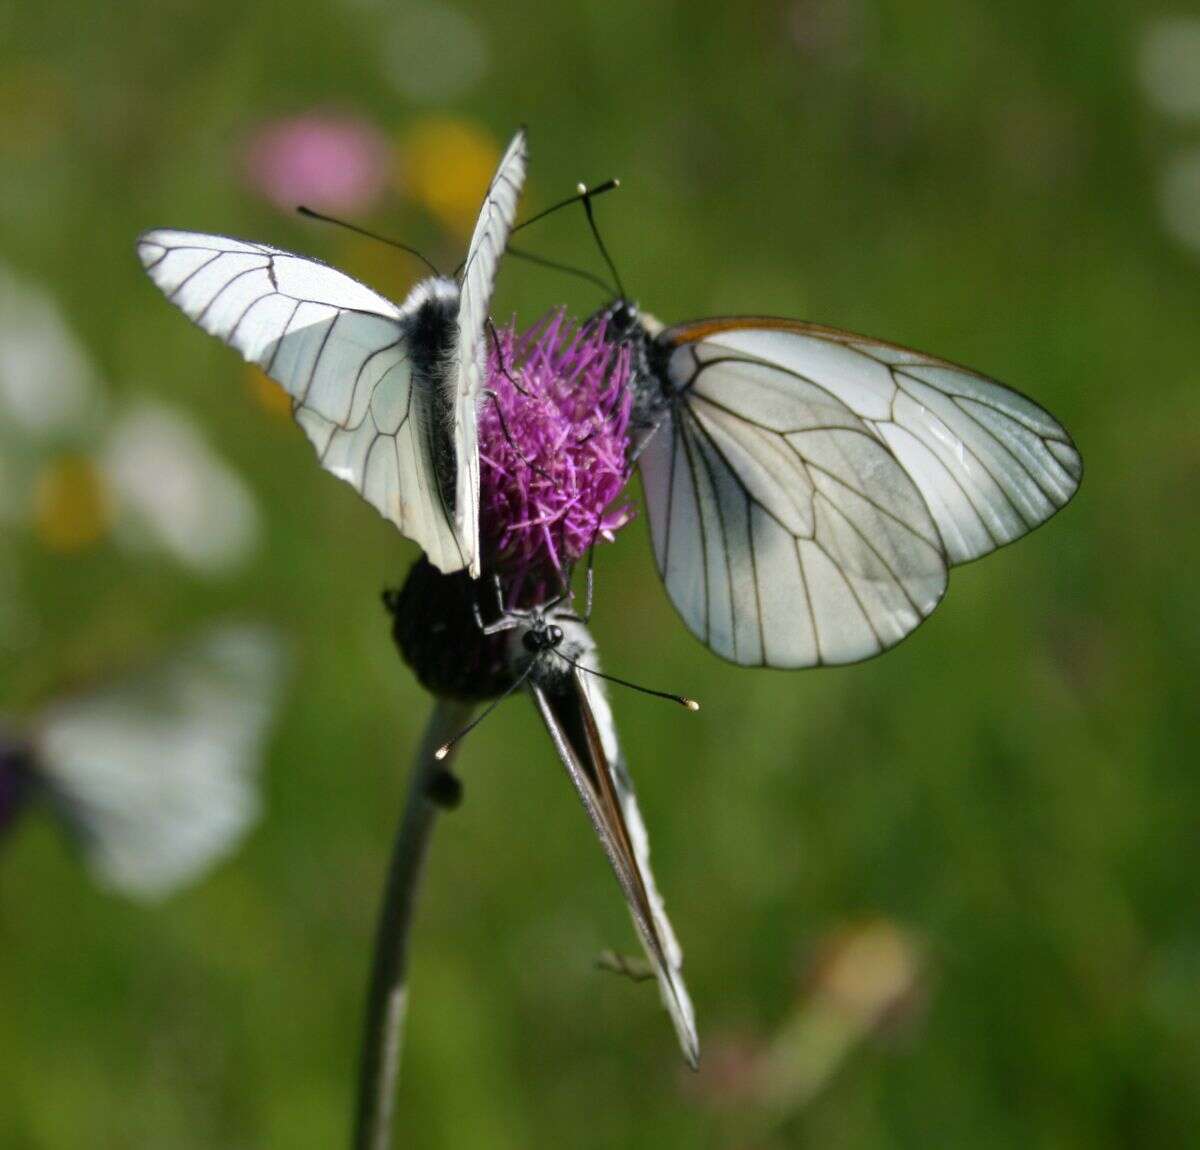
top-left (241, 113), bottom-right (390, 213)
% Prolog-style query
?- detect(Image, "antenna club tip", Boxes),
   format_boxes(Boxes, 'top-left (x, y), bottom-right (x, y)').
top-left (434, 745), bottom-right (450, 761)
top-left (682, 698), bottom-right (701, 712)
top-left (576, 182), bottom-right (588, 195)
top-left (613, 177), bottom-right (621, 188)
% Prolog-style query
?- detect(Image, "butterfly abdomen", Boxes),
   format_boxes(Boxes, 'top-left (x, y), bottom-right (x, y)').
top-left (405, 279), bottom-right (461, 517)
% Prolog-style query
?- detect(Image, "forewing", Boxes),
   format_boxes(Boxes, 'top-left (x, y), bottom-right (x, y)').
top-left (33, 624), bottom-right (286, 900)
top-left (639, 340), bottom-right (948, 667)
top-left (531, 668), bottom-right (698, 1067)
top-left (666, 319), bottom-right (1083, 565)
top-left (453, 129), bottom-right (528, 576)
top-left (136, 230), bottom-right (464, 573)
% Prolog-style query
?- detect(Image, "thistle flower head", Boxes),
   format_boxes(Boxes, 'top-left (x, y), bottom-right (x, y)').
top-left (479, 310), bottom-right (634, 601)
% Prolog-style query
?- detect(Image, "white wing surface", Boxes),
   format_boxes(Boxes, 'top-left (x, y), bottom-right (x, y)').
top-left (453, 128), bottom-right (528, 577)
top-left (668, 321), bottom-right (1083, 565)
top-left (639, 336), bottom-right (949, 667)
top-left (34, 624), bottom-right (286, 900)
top-left (136, 230), bottom-right (465, 572)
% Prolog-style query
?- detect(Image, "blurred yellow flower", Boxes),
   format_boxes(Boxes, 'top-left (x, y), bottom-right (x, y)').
top-left (399, 117), bottom-right (501, 237)
top-left (245, 364), bottom-right (294, 421)
top-left (32, 455), bottom-right (111, 552)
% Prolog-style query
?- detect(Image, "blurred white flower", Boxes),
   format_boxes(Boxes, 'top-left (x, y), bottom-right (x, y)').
top-left (1138, 17), bottom-right (1200, 122)
top-left (101, 404), bottom-right (260, 576)
top-left (1159, 145), bottom-right (1200, 254)
top-left (380, 2), bottom-right (490, 104)
top-left (0, 263), bottom-right (101, 438)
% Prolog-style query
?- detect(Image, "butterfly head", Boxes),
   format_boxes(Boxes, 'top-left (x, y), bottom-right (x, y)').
top-left (510, 605), bottom-right (595, 688)
top-left (603, 298), bottom-right (641, 338)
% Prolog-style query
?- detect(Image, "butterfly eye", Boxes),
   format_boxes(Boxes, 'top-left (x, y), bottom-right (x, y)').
top-left (608, 300), bottom-right (637, 335)
top-left (522, 630), bottom-right (543, 653)
top-left (548, 624), bottom-right (564, 646)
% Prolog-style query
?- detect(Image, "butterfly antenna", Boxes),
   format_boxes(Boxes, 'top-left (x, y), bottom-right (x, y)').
top-left (452, 179), bottom-right (621, 281)
top-left (483, 390), bottom-right (553, 481)
top-left (296, 206), bottom-right (444, 278)
top-left (434, 663), bottom-right (536, 761)
top-left (512, 178), bottom-right (620, 235)
top-left (507, 245), bottom-right (617, 296)
top-left (580, 186), bottom-right (627, 301)
top-left (552, 649), bottom-right (699, 711)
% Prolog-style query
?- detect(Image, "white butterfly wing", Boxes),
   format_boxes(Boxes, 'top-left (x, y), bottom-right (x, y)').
top-left (531, 661), bottom-right (698, 1067)
top-left (668, 321), bottom-right (1083, 565)
top-left (136, 231), bottom-right (464, 573)
top-left (639, 337), bottom-right (949, 667)
top-left (33, 624), bottom-right (285, 900)
top-left (453, 129), bottom-right (528, 577)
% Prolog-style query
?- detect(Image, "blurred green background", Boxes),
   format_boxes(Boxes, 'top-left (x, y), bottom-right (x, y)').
top-left (2, 0), bottom-right (1198, 1146)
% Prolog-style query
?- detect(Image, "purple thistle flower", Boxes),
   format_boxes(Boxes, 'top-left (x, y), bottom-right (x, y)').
top-left (479, 310), bottom-right (634, 601)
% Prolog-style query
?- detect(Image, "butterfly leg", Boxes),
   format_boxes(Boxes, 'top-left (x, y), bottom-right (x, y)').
top-left (472, 578), bottom-right (522, 636)
top-left (483, 390), bottom-right (553, 481)
top-left (487, 318), bottom-right (532, 398)
top-left (558, 531), bottom-right (597, 624)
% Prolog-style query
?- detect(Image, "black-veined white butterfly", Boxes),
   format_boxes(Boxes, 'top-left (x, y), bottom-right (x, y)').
top-left (137, 129), bottom-right (528, 578)
top-left (2, 623), bottom-right (285, 900)
top-left (596, 301), bottom-right (1082, 668)
top-left (459, 585), bottom-right (699, 1066)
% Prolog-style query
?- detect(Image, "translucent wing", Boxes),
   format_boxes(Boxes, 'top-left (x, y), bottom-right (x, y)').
top-left (663, 319), bottom-right (1083, 565)
top-left (136, 230), bottom-right (465, 573)
top-left (531, 664), bottom-right (698, 1067)
top-left (638, 338), bottom-right (949, 667)
top-left (453, 128), bottom-right (528, 577)
top-left (33, 624), bottom-right (286, 900)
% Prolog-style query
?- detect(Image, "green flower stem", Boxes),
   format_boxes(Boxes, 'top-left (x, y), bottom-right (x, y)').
top-left (353, 697), bottom-right (474, 1150)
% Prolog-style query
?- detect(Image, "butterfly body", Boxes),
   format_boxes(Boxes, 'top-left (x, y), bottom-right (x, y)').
top-left (591, 300), bottom-right (670, 449)
top-left (403, 276), bottom-right (468, 517)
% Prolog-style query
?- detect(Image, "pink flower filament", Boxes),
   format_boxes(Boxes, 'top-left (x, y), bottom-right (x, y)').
top-left (479, 310), bottom-right (634, 601)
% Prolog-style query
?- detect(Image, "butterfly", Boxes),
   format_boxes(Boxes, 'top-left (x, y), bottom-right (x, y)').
top-left (463, 583), bottom-right (699, 1066)
top-left (137, 129), bottom-right (528, 578)
top-left (595, 300), bottom-right (1083, 667)
top-left (2, 624), bottom-right (286, 900)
